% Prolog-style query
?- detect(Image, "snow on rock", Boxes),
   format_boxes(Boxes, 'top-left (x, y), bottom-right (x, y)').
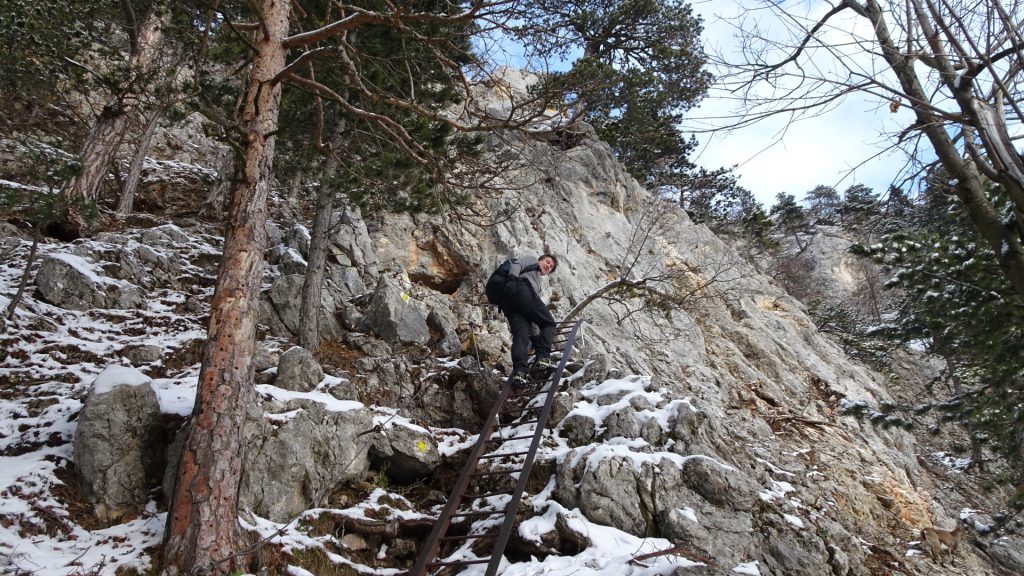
top-left (232, 386), bottom-right (374, 522)
top-left (1, 72), bottom-right (1017, 576)
top-left (91, 364), bottom-right (152, 394)
top-left (36, 253), bottom-right (145, 310)
top-left (74, 365), bottom-right (166, 524)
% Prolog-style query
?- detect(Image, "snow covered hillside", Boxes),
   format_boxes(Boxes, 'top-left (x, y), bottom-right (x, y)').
top-left (2, 98), bottom-right (1023, 575)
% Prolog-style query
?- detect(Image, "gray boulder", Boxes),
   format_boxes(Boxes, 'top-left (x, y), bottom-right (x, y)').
top-left (651, 463), bottom-right (761, 568)
top-left (277, 247), bottom-right (308, 276)
top-left (122, 344), bottom-right (164, 366)
top-left (329, 206), bottom-right (378, 273)
top-left (252, 346), bottom-right (280, 373)
top-left (680, 456), bottom-right (760, 511)
top-left (603, 408), bottom-right (643, 440)
top-left (670, 402), bottom-right (728, 458)
top-left (37, 254), bottom-right (145, 310)
top-left (990, 535), bottom-right (1024, 575)
top-left (467, 330), bottom-right (506, 367)
top-left (360, 276), bottom-right (430, 345)
top-left (550, 390), bottom-right (579, 425)
top-left (656, 506), bottom-right (756, 568)
top-left (556, 446), bottom-right (762, 548)
top-left (555, 449), bottom-right (654, 536)
top-left (427, 307), bottom-right (462, 357)
top-left (138, 223), bottom-right (192, 248)
top-left (88, 233), bottom-right (184, 290)
top-left (285, 224), bottom-right (312, 257)
top-left (262, 274), bottom-right (343, 339)
top-left (265, 221), bottom-right (286, 248)
top-left (370, 422), bottom-right (441, 483)
top-left (322, 376), bottom-right (360, 401)
top-left (328, 264), bottom-right (367, 298)
top-left (559, 413), bottom-right (598, 447)
top-left (759, 517), bottom-right (832, 576)
top-left (240, 399), bottom-right (373, 522)
top-left (74, 365), bottom-right (162, 524)
top-left (276, 346), bottom-right (324, 392)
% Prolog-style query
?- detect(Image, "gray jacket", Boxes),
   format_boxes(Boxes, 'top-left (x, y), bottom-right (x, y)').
top-left (509, 255), bottom-right (544, 296)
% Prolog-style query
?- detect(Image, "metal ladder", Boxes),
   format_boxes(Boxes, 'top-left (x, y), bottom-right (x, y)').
top-left (408, 319), bottom-right (585, 576)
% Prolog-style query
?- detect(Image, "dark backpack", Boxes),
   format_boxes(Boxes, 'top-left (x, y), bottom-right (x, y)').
top-left (485, 258), bottom-right (520, 305)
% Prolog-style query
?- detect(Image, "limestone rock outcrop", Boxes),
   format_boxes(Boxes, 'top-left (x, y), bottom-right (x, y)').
top-left (73, 366), bottom-right (164, 524)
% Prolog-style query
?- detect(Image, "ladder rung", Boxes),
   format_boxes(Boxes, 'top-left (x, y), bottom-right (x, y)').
top-left (441, 531), bottom-right (500, 542)
top-left (466, 490), bottom-right (512, 499)
top-left (429, 558), bottom-right (490, 567)
top-left (510, 389), bottom-right (548, 400)
top-left (505, 419), bottom-right (539, 427)
top-left (486, 434), bottom-right (535, 443)
top-left (408, 319), bottom-right (582, 576)
top-left (471, 467), bottom-right (524, 477)
top-left (452, 508), bottom-right (506, 518)
top-left (480, 450), bottom-right (529, 460)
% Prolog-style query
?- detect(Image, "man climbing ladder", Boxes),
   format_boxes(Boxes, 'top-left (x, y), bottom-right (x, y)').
top-left (485, 254), bottom-right (559, 386)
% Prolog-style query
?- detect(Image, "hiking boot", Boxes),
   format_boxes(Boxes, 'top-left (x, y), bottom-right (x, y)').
top-left (511, 372), bottom-right (530, 389)
top-left (533, 356), bottom-right (556, 370)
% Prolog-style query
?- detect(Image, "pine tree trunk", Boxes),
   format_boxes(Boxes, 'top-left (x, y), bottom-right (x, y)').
top-left (161, 2), bottom-right (290, 574)
top-left (117, 110), bottom-right (162, 216)
top-left (298, 181), bottom-right (336, 350)
top-left (56, 10), bottom-right (166, 238)
top-left (200, 147), bottom-right (236, 221)
top-left (2, 232), bottom-right (40, 329)
top-left (57, 103), bottom-right (130, 238)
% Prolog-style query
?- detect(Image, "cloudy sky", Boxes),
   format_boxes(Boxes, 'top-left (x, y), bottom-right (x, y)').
top-left (686, 0), bottom-right (919, 208)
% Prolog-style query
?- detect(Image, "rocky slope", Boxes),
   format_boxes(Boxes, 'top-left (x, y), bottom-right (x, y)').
top-left (1, 76), bottom-right (1022, 575)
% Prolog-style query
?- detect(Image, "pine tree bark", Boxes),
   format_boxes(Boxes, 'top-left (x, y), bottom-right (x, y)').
top-left (57, 103), bottom-right (130, 239)
top-left (161, 1), bottom-right (290, 574)
top-left (298, 182), bottom-right (335, 350)
top-left (298, 148), bottom-right (343, 350)
top-left (117, 109), bottom-right (162, 216)
top-left (56, 9), bottom-right (165, 239)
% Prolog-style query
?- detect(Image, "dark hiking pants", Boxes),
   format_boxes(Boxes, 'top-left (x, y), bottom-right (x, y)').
top-left (500, 278), bottom-right (556, 375)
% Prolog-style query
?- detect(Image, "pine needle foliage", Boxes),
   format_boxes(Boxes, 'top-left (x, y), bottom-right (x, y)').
top-left (0, 0), bottom-right (109, 136)
top-left (270, 0), bottom-right (484, 215)
top-left (516, 0), bottom-right (712, 189)
top-left (851, 177), bottom-right (1024, 475)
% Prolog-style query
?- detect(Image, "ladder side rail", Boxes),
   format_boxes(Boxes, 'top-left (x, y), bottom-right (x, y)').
top-left (484, 319), bottom-right (584, 576)
top-left (408, 379), bottom-right (514, 576)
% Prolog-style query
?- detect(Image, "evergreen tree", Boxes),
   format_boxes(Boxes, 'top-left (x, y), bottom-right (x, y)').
top-left (268, 0), bottom-right (483, 350)
top-left (2, 1), bottom-right (208, 238)
top-left (517, 0), bottom-right (712, 188)
top-left (804, 184), bottom-right (840, 225)
top-left (161, 2), bottom-right (547, 571)
top-left (687, 180), bottom-right (773, 248)
top-left (274, 0), bottom-right (481, 215)
top-left (879, 186), bottom-right (914, 234)
top-left (852, 175), bottom-right (1024, 489)
top-left (839, 184), bottom-right (877, 230)
top-left (770, 192), bottom-right (811, 246)
top-left (0, 0), bottom-right (109, 137)
top-left (680, 167), bottom-right (739, 222)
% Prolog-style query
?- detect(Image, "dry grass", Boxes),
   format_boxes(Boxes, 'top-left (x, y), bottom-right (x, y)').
top-left (316, 339), bottom-right (366, 375)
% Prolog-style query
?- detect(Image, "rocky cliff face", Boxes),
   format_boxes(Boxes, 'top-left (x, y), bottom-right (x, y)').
top-left (354, 129), bottom-right (1021, 574)
top-left (1, 74), bottom-right (1021, 576)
